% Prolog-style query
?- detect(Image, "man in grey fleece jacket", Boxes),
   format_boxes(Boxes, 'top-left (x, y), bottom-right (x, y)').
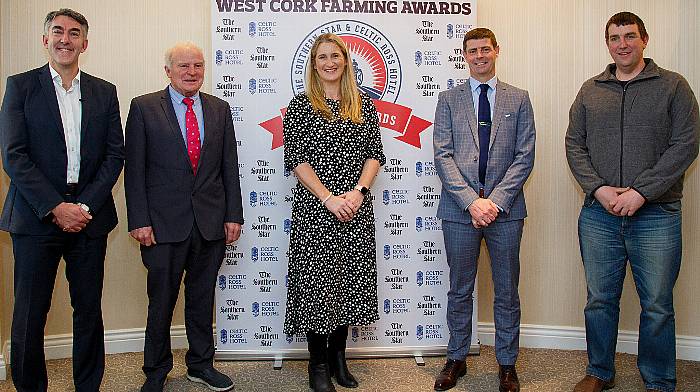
top-left (566, 12), bottom-right (699, 392)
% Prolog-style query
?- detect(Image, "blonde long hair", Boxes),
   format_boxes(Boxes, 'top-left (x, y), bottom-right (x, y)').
top-left (305, 33), bottom-right (364, 123)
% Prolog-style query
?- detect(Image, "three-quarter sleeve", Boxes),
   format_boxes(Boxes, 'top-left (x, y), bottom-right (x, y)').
top-left (362, 95), bottom-right (386, 166)
top-left (283, 94), bottom-right (311, 171)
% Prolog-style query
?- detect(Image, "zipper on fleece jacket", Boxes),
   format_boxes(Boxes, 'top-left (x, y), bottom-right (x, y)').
top-left (619, 83), bottom-right (628, 187)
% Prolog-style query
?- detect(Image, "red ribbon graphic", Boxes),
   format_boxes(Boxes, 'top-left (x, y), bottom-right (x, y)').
top-left (259, 100), bottom-right (432, 150)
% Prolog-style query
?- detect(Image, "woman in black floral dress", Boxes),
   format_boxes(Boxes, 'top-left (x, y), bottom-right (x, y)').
top-left (283, 33), bottom-right (385, 392)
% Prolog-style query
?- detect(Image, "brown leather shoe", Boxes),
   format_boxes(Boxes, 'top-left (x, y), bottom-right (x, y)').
top-left (573, 375), bottom-right (615, 392)
top-left (499, 365), bottom-right (520, 392)
top-left (434, 359), bottom-right (466, 391)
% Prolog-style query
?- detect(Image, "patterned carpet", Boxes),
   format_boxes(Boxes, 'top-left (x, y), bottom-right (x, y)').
top-left (1, 346), bottom-right (698, 391)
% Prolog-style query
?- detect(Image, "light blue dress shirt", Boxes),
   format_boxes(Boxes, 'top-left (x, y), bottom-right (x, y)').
top-left (168, 85), bottom-right (205, 145)
top-left (466, 76), bottom-right (502, 212)
top-left (468, 76), bottom-right (497, 120)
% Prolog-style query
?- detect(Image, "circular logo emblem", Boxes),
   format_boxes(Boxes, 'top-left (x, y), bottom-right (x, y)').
top-left (290, 20), bottom-right (402, 103)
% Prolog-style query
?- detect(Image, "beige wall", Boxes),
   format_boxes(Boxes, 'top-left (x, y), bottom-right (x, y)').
top-left (473, 1), bottom-right (700, 336)
top-left (0, 0), bottom-right (215, 341)
top-left (0, 0), bottom-right (4, 355)
top-left (0, 0), bottom-right (698, 353)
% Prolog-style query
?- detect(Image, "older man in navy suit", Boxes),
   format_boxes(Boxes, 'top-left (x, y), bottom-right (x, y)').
top-left (125, 42), bottom-right (243, 392)
top-left (433, 28), bottom-right (536, 392)
top-left (0, 8), bottom-right (124, 391)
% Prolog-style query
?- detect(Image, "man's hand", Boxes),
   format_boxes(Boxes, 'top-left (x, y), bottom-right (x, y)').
top-left (52, 202), bottom-right (91, 232)
top-left (610, 188), bottom-right (645, 216)
top-left (225, 222), bottom-right (242, 244)
top-left (467, 198), bottom-right (499, 227)
top-left (594, 186), bottom-right (629, 215)
top-left (130, 226), bottom-right (157, 246)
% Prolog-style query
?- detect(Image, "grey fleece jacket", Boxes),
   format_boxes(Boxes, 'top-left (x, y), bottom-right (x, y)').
top-left (566, 58), bottom-right (699, 203)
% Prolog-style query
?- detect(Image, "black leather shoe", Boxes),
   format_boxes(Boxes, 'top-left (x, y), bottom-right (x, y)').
top-left (499, 365), bottom-right (520, 392)
top-left (186, 367), bottom-right (234, 391)
top-left (328, 350), bottom-right (358, 388)
top-left (140, 376), bottom-right (167, 392)
top-left (308, 363), bottom-right (337, 392)
top-left (434, 359), bottom-right (466, 391)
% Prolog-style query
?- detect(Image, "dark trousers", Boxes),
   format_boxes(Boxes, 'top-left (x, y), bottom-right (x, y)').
top-left (10, 232), bottom-right (107, 392)
top-left (140, 224), bottom-right (225, 380)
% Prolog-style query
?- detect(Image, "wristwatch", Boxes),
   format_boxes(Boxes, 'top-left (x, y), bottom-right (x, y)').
top-left (76, 202), bottom-right (91, 214)
top-left (354, 185), bottom-right (370, 195)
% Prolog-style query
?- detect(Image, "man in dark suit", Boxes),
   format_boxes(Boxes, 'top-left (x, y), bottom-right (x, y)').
top-left (0, 8), bottom-right (124, 391)
top-left (124, 42), bottom-right (243, 392)
top-left (433, 28), bottom-right (536, 392)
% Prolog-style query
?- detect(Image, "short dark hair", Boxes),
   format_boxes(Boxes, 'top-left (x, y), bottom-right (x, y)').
top-left (463, 28), bottom-right (498, 52)
top-left (44, 8), bottom-right (89, 37)
top-left (605, 12), bottom-right (647, 42)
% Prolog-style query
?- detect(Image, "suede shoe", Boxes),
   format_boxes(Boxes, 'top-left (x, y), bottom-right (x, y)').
top-left (573, 375), bottom-right (615, 392)
top-left (499, 365), bottom-right (520, 392)
top-left (187, 367), bottom-right (234, 391)
top-left (434, 359), bottom-right (466, 391)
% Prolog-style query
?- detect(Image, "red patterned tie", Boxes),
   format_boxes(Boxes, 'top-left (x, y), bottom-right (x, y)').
top-left (182, 97), bottom-right (201, 174)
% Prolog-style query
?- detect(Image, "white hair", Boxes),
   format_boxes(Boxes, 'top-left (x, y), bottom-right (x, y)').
top-left (164, 42), bottom-right (204, 68)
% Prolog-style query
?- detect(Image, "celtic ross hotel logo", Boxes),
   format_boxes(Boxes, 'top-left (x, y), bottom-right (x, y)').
top-left (260, 20), bottom-right (432, 150)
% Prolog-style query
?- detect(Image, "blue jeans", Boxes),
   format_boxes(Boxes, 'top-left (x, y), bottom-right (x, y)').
top-left (578, 199), bottom-right (681, 392)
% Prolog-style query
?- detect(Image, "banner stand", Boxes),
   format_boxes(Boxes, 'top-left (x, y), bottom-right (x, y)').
top-left (214, 295), bottom-right (480, 366)
top-left (215, 344), bottom-right (480, 369)
top-left (211, 0), bottom-right (481, 364)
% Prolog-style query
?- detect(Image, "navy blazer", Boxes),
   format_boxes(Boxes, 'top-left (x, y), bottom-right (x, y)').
top-left (0, 64), bottom-right (124, 237)
top-left (124, 88), bottom-right (243, 244)
top-left (433, 80), bottom-right (536, 224)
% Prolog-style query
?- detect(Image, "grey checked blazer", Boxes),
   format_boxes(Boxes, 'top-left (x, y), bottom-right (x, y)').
top-left (433, 79), bottom-right (535, 224)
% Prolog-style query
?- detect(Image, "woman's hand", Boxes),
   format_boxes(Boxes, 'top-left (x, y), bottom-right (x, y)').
top-left (339, 190), bottom-right (364, 214)
top-left (325, 195), bottom-right (357, 222)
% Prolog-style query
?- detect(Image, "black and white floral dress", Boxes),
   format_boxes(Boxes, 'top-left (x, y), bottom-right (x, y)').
top-left (283, 92), bottom-right (386, 335)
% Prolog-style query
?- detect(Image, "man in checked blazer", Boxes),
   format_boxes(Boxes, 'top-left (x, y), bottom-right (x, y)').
top-left (433, 28), bottom-right (536, 392)
top-left (124, 42), bottom-right (243, 392)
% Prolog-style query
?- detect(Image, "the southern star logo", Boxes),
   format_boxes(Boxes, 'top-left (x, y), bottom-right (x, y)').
top-left (260, 20), bottom-right (432, 150)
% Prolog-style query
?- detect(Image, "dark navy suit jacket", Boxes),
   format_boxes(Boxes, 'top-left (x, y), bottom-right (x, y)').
top-left (0, 64), bottom-right (124, 237)
top-left (124, 88), bottom-right (243, 243)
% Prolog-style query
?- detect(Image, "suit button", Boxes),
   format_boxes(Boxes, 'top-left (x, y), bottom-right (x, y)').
top-left (473, 156), bottom-right (478, 162)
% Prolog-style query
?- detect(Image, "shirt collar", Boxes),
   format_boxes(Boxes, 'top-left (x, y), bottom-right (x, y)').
top-left (49, 64), bottom-right (81, 87)
top-left (168, 85), bottom-right (201, 105)
top-left (469, 76), bottom-right (497, 94)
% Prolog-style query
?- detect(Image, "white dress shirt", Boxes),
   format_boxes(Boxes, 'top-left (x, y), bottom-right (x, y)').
top-left (49, 65), bottom-right (82, 184)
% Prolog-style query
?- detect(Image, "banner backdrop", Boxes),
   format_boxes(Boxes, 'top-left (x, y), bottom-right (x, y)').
top-left (212, 0), bottom-right (479, 359)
